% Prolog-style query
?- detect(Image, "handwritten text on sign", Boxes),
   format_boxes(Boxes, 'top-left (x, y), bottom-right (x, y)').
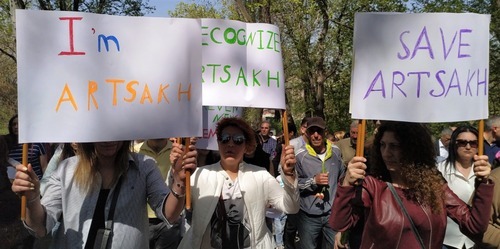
top-left (201, 19), bottom-right (285, 109)
top-left (16, 10), bottom-right (202, 143)
top-left (350, 13), bottom-right (490, 122)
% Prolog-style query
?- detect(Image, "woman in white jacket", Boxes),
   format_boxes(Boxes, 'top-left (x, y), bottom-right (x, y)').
top-left (174, 117), bottom-right (299, 249)
top-left (438, 125), bottom-right (480, 249)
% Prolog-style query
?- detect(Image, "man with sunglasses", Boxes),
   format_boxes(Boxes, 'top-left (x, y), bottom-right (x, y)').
top-left (295, 117), bottom-right (344, 249)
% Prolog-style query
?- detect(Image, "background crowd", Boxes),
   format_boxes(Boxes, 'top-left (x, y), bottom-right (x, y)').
top-left (1, 113), bottom-right (499, 249)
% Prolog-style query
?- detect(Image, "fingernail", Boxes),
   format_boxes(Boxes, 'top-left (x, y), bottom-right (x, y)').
top-left (30, 183), bottom-right (35, 187)
top-left (22, 167), bottom-right (28, 171)
top-left (30, 187), bottom-right (35, 190)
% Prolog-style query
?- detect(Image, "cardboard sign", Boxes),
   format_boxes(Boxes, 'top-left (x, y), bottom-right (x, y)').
top-left (350, 13), bottom-right (490, 122)
top-left (16, 10), bottom-right (202, 142)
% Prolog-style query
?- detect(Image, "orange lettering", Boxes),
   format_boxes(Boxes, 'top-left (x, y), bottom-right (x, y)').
top-left (178, 83), bottom-right (191, 101)
top-left (105, 78), bottom-right (125, 106)
top-left (124, 80), bottom-right (138, 102)
top-left (157, 83), bottom-right (170, 103)
top-left (140, 84), bottom-right (153, 104)
top-left (55, 83), bottom-right (78, 112)
top-left (88, 81), bottom-right (98, 110)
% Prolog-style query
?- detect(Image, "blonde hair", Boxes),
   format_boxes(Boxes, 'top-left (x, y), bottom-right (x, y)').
top-left (333, 131), bottom-right (345, 141)
top-left (74, 142), bottom-right (131, 193)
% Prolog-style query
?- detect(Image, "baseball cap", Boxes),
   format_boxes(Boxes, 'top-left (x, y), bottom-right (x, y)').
top-left (306, 117), bottom-right (326, 130)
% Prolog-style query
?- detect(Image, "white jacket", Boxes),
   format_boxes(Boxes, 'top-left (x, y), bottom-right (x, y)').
top-left (174, 162), bottom-right (299, 249)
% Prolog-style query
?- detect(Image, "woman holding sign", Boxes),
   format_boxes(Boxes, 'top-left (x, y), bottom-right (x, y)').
top-left (11, 141), bottom-right (197, 249)
top-left (329, 121), bottom-right (494, 249)
top-left (437, 125), bottom-right (480, 249)
top-left (172, 117), bottom-right (299, 249)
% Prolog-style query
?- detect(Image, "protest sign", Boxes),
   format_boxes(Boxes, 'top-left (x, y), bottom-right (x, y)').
top-left (16, 10), bottom-right (202, 143)
top-left (201, 19), bottom-right (285, 109)
top-left (196, 106), bottom-right (243, 150)
top-left (350, 13), bottom-right (490, 122)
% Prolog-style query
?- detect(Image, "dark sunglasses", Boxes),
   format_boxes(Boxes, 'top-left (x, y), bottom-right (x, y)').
top-left (456, 139), bottom-right (478, 148)
top-left (307, 127), bottom-right (325, 135)
top-left (218, 134), bottom-right (246, 145)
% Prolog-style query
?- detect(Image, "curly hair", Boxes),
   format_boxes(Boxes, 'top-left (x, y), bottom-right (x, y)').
top-left (216, 117), bottom-right (257, 153)
top-left (369, 121), bottom-right (445, 214)
top-left (444, 125), bottom-right (479, 173)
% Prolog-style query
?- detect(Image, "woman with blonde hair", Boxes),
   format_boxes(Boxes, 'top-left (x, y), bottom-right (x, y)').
top-left (12, 141), bottom-right (197, 249)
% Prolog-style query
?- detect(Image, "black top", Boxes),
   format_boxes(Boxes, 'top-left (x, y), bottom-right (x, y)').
top-left (85, 189), bottom-right (110, 249)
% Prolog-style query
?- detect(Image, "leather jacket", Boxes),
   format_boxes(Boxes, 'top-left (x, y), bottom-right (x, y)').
top-left (330, 176), bottom-right (494, 249)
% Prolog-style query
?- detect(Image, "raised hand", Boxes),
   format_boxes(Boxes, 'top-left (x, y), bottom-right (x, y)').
top-left (343, 156), bottom-right (367, 186)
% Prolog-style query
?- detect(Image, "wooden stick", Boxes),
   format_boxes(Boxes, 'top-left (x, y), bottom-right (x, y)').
top-left (21, 143), bottom-right (28, 221)
top-left (478, 120), bottom-right (484, 156)
top-left (281, 110), bottom-right (290, 146)
top-left (182, 138), bottom-right (192, 210)
top-left (355, 120), bottom-right (366, 157)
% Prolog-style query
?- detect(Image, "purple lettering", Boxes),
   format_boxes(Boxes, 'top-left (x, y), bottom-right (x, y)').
top-left (407, 71), bottom-right (430, 98)
top-left (391, 71), bottom-right (406, 98)
top-left (397, 31), bottom-right (411, 60)
top-left (411, 27), bottom-right (434, 60)
top-left (445, 69), bottom-right (461, 97)
top-left (477, 68), bottom-right (488, 96)
top-left (440, 28), bottom-right (458, 60)
top-left (363, 71), bottom-right (386, 99)
top-left (465, 69), bottom-right (475, 96)
top-left (458, 29), bottom-right (472, 58)
top-left (430, 70), bottom-right (446, 97)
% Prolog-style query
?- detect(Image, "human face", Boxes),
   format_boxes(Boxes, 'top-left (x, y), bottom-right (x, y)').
top-left (306, 127), bottom-right (325, 149)
top-left (440, 134), bottom-right (451, 148)
top-left (218, 126), bottom-right (246, 164)
top-left (455, 132), bottom-right (478, 161)
top-left (300, 123), bottom-right (308, 135)
top-left (11, 117), bottom-right (18, 135)
top-left (380, 131), bottom-right (402, 172)
top-left (493, 122), bottom-right (500, 141)
top-left (350, 126), bottom-right (358, 145)
top-left (260, 123), bottom-right (271, 136)
top-left (95, 141), bottom-right (123, 159)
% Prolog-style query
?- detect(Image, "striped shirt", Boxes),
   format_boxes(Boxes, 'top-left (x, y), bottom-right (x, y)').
top-left (9, 143), bottom-right (46, 179)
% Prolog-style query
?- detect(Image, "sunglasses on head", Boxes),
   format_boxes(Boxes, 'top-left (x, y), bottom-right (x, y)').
top-left (218, 134), bottom-right (246, 145)
top-left (456, 139), bottom-right (478, 148)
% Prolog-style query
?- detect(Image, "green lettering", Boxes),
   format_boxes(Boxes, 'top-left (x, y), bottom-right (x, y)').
top-left (236, 67), bottom-right (248, 86)
top-left (268, 71), bottom-right (280, 88)
top-left (224, 28), bottom-right (236, 44)
top-left (220, 65), bottom-right (231, 83)
top-left (253, 70), bottom-right (261, 86)
top-left (202, 26), bottom-right (209, 46)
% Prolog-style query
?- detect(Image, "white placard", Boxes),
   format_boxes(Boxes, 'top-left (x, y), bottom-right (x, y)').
top-left (350, 13), bottom-right (490, 122)
top-left (201, 19), bottom-right (285, 109)
top-left (16, 10), bottom-right (202, 143)
top-left (196, 106), bottom-right (243, 150)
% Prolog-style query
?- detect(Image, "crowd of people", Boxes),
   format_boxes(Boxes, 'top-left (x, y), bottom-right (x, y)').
top-left (1, 113), bottom-right (500, 249)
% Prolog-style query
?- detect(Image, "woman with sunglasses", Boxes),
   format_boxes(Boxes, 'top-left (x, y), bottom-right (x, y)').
top-left (438, 125), bottom-right (480, 249)
top-left (330, 121), bottom-right (494, 249)
top-left (173, 117), bottom-right (299, 249)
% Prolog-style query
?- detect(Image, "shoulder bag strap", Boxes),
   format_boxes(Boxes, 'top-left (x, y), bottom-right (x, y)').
top-left (386, 182), bottom-right (426, 249)
top-left (98, 176), bottom-right (123, 249)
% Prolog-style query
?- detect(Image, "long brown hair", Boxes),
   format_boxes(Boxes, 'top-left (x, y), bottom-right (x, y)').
top-left (74, 141), bottom-right (131, 193)
top-left (370, 121), bottom-right (445, 214)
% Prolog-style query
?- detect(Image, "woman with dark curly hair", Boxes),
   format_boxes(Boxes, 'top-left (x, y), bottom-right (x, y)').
top-left (329, 121), bottom-right (494, 249)
top-left (173, 117), bottom-right (299, 249)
